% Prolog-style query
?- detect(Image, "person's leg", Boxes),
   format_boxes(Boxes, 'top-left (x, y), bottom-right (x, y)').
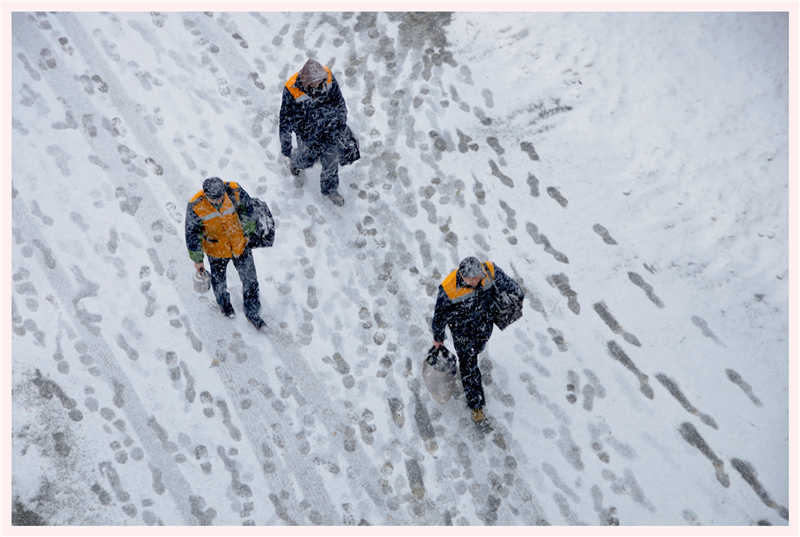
top-left (319, 144), bottom-right (340, 195)
top-left (291, 139), bottom-right (319, 172)
top-left (455, 343), bottom-right (486, 410)
top-left (232, 249), bottom-right (261, 320)
top-left (208, 256), bottom-right (232, 311)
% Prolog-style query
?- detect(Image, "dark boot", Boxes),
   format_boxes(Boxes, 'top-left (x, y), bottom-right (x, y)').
top-left (233, 249), bottom-right (263, 328)
top-left (247, 314), bottom-right (265, 330)
top-left (325, 190), bottom-right (345, 207)
top-left (455, 347), bottom-right (486, 410)
top-left (220, 301), bottom-right (235, 318)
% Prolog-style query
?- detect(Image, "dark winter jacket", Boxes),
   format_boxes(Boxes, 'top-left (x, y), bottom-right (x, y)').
top-left (185, 182), bottom-right (256, 262)
top-left (431, 262), bottom-right (523, 354)
top-left (279, 65), bottom-right (348, 157)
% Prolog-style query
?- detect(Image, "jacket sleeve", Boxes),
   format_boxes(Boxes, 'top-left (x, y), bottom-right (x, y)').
top-left (492, 265), bottom-right (524, 299)
top-left (185, 202), bottom-right (204, 263)
top-left (431, 286), bottom-right (451, 342)
top-left (232, 184), bottom-right (255, 219)
top-left (278, 88), bottom-right (295, 157)
top-left (327, 77), bottom-right (347, 128)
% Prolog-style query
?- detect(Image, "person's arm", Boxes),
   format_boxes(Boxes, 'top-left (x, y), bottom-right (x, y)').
top-left (328, 76), bottom-right (347, 128)
top-left (431, 285), bottom-right (451, 343)
top-left (185, 202), bottom-right (205, 264)
top-left (233, 184), bottom-right (254, 218)
top-left (232, 184), bottom-right (257, 236)
top-left (278, 88), bottom-right (295, 157)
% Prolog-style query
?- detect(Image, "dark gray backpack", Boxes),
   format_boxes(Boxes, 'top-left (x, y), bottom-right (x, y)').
top-left (337, 125), bottom-right (360, 166)
top-left (247, 198), bottom-right (275, 248)
top-left (492, 291), bottom-right (523, 330)
top-left (485, 262), bottom-right (524, 330)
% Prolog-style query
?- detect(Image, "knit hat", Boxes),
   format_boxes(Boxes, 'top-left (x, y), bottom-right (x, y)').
top-left (299, 58), bottom-right (328, 87)
top-left (202, 177), bottom-right (225, 199)
top-left (458, 256), bottom-right (485, 279)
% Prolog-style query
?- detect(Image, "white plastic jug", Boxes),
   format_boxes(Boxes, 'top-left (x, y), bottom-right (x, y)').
top-left (193, 269), bottom-right (210, 293)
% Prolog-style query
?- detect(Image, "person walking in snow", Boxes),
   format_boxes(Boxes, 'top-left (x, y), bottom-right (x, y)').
top-left (279, 58), bottom-right (349, 207)
top-left (431, 257), bottom-right (524, 424)
top-left (185, 177), bottom-right (265, 330)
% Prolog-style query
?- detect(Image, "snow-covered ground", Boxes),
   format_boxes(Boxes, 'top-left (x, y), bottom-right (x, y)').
top-left (10, 11), bottom-right (790, 526)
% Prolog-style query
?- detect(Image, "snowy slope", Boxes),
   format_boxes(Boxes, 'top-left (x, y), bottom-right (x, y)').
top-left (10, 11), bottom-right (790, 526)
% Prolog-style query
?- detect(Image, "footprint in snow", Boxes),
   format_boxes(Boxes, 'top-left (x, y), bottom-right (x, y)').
top-left (39, 48), bottom-right (56, 70)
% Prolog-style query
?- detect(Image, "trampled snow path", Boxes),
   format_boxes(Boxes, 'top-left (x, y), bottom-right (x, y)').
top-left (11, 12), bottom-right (789, 526)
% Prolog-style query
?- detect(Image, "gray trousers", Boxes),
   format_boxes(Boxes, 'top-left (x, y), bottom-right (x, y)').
top-left (292, 140), bottom-right (340, 195)
top-left (208, 249), bottom-right (260, 319)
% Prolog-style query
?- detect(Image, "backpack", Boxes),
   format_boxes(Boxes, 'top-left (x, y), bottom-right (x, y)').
top-left (246, 197), bottom-right (275, 248)
top-left (485, 262), bottom-right (524, 330)
top-left (492, 291), bottom-right (524, 330)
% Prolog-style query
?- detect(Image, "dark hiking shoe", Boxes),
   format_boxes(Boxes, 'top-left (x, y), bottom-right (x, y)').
top-left (290, 165), bottom-right (301, 176)
top-left (471, 408), bottom-right (493, 434)
top-left (325, 190), bottom-right (345, 207)
top-left (247, 314), bottom-right (265, 330)
top-left (471, 408), bottom-right (486, 424)
top-left (221, 303), bottom-right (235, 318)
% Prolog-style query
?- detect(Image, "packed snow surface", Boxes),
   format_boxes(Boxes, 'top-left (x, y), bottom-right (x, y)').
top-left (11, 11), bottom-right (789, 526)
